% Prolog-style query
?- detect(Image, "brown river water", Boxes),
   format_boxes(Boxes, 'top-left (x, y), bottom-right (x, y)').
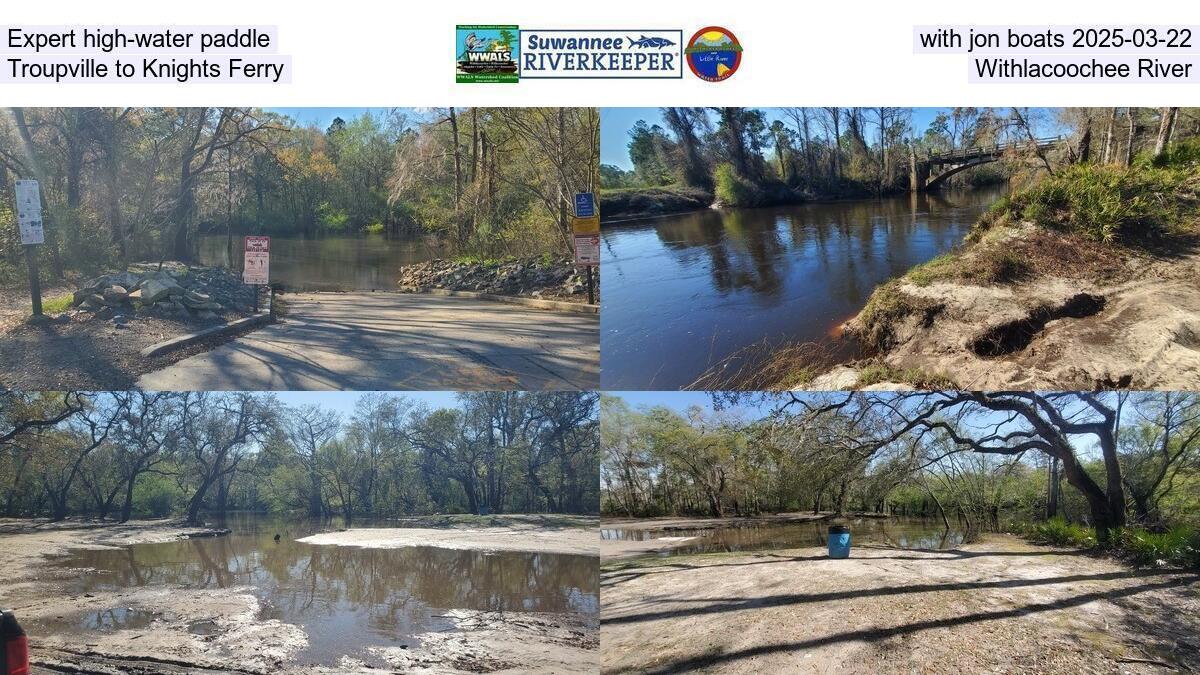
top-left (32, 514), bottom-right (598, 666)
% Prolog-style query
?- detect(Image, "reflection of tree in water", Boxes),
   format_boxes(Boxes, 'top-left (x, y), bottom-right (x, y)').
top-left (654, 210), bottom-right (789, 296)
top-left (56, 533), bottom-right (597, 639)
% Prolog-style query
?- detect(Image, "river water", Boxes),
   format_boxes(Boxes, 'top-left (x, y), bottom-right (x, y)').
top-left (601, 516), bottom-right (965, 557)
top-left (34, 514), bottom-right (597, 666)
top-left (599, 188), bottom-right (1005, 389)
top-left (198, 234), bottom-right (448, 291)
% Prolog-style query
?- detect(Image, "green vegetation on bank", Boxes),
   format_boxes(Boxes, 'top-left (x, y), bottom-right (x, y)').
top-left (979, 146), bottom-right (1200, 244)
top-left (0, 107), bottom-right (598, 286)
top-left (1018, 517), bottom-right (1200, 569)
top-left (1, 391), bottom-right (599, 524)
top-left (602, 107), bottom-right (1028, 220)
top-left (603, 391), bottom-right (1200, 553)
top-left (599, 185), bottom-right (712, 221)
top-left (845, 111), bottom-right (1200, 356)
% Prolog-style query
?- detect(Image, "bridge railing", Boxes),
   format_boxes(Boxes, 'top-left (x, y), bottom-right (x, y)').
top-left (926, 135), bottom-right (1064, 164)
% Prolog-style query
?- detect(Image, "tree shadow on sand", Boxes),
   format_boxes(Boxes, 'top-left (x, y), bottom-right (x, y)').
top-left (607, 571), bottom-right (1200, 674)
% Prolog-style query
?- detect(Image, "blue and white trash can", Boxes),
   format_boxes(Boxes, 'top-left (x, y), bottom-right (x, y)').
top-left (827, 524), bottom-right (851, 558)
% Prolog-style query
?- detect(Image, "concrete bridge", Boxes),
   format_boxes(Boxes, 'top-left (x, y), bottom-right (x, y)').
top-left (911, 136), bottom-right (1063, 191)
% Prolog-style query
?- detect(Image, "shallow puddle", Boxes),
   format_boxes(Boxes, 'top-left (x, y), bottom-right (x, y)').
top-left (34, 514), bottom-right (598, 666)
top-left (603, 517), bottom-right (967, 556)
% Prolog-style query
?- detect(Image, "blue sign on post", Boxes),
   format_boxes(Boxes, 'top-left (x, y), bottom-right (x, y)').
top-left (574, 192), bottom-right (596, 218)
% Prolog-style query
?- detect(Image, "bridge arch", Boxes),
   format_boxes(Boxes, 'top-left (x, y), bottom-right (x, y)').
top-left (924, 157), bottom-right (998, 190)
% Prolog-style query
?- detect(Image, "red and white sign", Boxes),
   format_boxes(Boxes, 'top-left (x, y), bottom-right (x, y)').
top-left (573, 234), bottom-right (600, 266)
top-left (243, 236), bottom-right (270, 285)
top-left (244, 235), bottom-right (271, 252)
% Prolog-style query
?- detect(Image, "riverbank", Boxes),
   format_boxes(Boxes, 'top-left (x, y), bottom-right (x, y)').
top-left (299, 513), bottom-right (599, 555)
top-left (792, 161), bottom-right (1200, 390)
top-left (0, 519), bottom-right (306, 674)
top-left (397, 255), bottom-right (598, 303)
top-left (821, 226), bottom-right (1200, 390)
top-left (600, 182), bottom-right (897, 223)
top-left (601, 533), bottom-right (1200, 674)
top-left (0, 517), bottom-right (599, 674)
top-left (602, 513), bottom-right (860, 560)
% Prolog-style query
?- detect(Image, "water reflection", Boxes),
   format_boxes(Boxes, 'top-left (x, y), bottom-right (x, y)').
top-left (39, 514), bottom-right (597, 665)
top-left (601, 517), bottom-right (965, 556)
top-left (198, 234), bottom-right (449, 291)
top-left (600, 188), bottom-right (1004, 389)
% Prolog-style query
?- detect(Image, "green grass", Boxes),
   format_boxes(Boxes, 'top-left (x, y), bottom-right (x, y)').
top-left (40, 294), bottom-right (74, 315)
top-left (854, 363), bottom-right (957, 389)
top-left (852, 282), bottom-right (943, 352)
top-left (905, 253), bottom-right (959, 286)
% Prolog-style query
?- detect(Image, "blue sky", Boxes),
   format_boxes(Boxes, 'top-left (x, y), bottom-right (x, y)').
top-left (604, 391), bottom-right (1113, 459)
top-left (265, 107), bottom-right (398, 129)
top-left (600, 107), bottom-right (1067, 170)
top-left (274, 391), bottom-right (460, 417)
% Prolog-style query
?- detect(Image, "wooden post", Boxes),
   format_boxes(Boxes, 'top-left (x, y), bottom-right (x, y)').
top-left (25, 245), bottom-right (42, 316)
top-left (586, 266), bottom-right (595, 305)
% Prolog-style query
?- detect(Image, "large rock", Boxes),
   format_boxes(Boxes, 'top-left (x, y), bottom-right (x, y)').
top-left (103, 285), bottom-right (129, 303)
top-left (140, 278), bottom-right (182, 304)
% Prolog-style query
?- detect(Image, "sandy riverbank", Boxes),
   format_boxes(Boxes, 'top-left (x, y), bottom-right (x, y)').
top-left (601, 513), bottom-right (847, 560)
top-left (0, 519), bottom-right (305, 674)
top-left (812, 223), bottom-right (1200, 390)
top-left (0, 517), bottom-right (599, 674)
top-left (601, 533), bottom-right (1200, 674)
top-left (299, 514), bottom-right (599, 556)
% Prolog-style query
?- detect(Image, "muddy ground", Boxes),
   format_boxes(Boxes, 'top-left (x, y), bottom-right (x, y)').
top-left (820, 225), bottom-right (1200, 390)
top-left (601, 533), bottom-right (1200, 674)
top-left (300, 513), bottom-right (599, 556)
top-left (0, 518), bottom-right (598, 674)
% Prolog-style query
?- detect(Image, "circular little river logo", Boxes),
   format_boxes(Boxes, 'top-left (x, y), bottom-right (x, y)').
top-left (685, 26), bottom-right (742, 82)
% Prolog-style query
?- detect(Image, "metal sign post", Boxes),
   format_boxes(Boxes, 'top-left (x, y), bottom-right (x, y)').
top-left (572, 192), bottom-right (599, 305)
top-left (243, 236), bottom-right (271, 312)
top-left (14, 180), bottom-right (44, 316)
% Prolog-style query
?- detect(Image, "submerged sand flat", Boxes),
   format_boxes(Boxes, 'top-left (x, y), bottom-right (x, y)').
top-left (0, 518), bottom-right (599, 674)
top-left (299, 525), bottom-right (599, 556)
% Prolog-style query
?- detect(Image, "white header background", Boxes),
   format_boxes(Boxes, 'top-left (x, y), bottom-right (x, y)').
top-left (3, 0), bottom-right (1199, 105)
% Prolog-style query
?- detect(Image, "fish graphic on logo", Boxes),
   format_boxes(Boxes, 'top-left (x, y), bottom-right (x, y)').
top-left (626, 35), bottom-right (676, 49)
top-left (685, 26), bottom-right (742, 82)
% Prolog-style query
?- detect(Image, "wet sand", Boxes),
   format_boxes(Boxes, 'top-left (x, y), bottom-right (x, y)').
top-left (0, 518), bottom-right (599, 674)
top-left (601, 534), bottom-right (1200, 674)
top-left (300, 514), bottom-right (600, 556)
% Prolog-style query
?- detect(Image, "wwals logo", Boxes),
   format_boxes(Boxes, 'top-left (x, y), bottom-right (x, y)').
top-left (455, 25), bottom-right (519, 83)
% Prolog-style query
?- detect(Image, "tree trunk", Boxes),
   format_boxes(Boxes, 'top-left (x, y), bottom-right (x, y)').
top-left (1102, 107), bottom-right (1117, 164)
top-left (1153, 107), bottom-right (1179, 160)
top-left (1124, 107), bottom-right (1137, 167)
top-left (120, 472), bottom-right (138, 523)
